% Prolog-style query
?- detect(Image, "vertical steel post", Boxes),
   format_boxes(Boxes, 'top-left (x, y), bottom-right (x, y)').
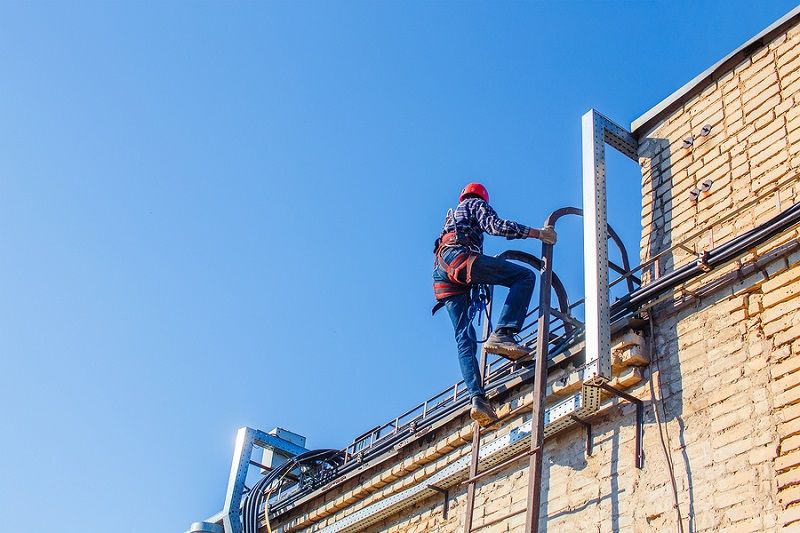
top-left (582, 110), bottom-right (638, 381)
top-left (524, 238), bottom-right (555, 533)
top-left (524, 110), bottom-right (637, 532)
top-left (222, 427), bottom-right (254, 533)
top-left (582, 110), bottom-right (611, 382)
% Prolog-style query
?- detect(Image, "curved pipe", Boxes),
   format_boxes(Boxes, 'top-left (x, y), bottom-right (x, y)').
top-left (243, 449), bottom-right (344, 532)
top-left (545, 206), bottom-right (636, 293)
top-left (495, 205), bottom-right (637, 338)
top-left (495, 250), bottom-right (572, 331)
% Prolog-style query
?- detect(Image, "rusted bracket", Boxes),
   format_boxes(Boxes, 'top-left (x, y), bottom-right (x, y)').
top-left (428, 485), bottom-right (450, 519)
top-left (697, 250), bottom-right (713, 272)
top-left (599, 383), bottom-right (644, 469)
top-left (460, 446), bottom-right (541, 487)
top-left (569, 414), bottom-right (593, 457)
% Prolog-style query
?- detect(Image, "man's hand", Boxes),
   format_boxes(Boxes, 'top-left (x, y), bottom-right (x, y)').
top-left (528, 226), bottom-right (557, 244)
top-left (538, 226), bottom-right (557, 244)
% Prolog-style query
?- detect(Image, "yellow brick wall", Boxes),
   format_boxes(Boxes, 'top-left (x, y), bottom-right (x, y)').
top-left (636, 18), bottom-right (800, 532)
top-left (269, 18), bottom-right (800, 533)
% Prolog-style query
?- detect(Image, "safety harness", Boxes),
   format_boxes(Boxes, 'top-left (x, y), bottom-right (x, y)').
top-left (431, 228), bottom-right (481, 316)
top-left (431, 214), bottom-right (493, 342)
top-left (434, 231), bottom-right (477, 295)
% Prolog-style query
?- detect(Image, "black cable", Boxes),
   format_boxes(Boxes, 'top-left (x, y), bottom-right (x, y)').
top-left (241, 449), bottom-right (343, 533)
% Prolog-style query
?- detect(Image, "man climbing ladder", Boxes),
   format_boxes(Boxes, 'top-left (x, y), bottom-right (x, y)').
top-left (433, 183), bottom-right (556, 426)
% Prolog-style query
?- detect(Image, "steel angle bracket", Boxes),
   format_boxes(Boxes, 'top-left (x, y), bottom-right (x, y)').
top-left (220, 427), bottom-right (309, 533)
top-left (582, 110), bottom-right (638, 383)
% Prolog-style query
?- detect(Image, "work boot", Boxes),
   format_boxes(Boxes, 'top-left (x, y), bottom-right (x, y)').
top-left (470, 396), bottom-right (499, 427)
top-left (484, 329), bottom-right (530, 361)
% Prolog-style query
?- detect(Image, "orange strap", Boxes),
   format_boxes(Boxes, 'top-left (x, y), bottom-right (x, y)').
top-left (432, 232), bottom-right (478, 306)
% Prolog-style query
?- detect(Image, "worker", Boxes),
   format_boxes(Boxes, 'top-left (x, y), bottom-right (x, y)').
top-left (433, 183), bottom-right (556, 426)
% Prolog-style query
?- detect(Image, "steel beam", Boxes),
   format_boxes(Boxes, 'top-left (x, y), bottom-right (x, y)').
top-left (220, 427), bottom-right (309, 533)
top-left (524, 232), bottom-right (555, 533)
top-left (222, 428), bottom-right (254, 533)
top-left (582, 110), bottom-right (638, 384)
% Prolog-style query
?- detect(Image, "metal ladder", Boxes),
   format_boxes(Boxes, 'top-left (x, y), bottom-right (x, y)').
top-left (461, 207), bottom-right (644, 533)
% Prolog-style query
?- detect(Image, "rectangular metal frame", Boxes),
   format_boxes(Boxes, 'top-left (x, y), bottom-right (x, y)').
top-left (582, 110), bottom-right (639, 383)
top-left (219, 427), bottom-right (308, 533)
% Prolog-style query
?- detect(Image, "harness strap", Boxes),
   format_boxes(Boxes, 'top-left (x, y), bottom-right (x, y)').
top-left (435, 231), bottom-right (478, 285)
top-left (431, 231), bottom-right (479, 315)
top-left (434, 282), bottom-right (468, 299)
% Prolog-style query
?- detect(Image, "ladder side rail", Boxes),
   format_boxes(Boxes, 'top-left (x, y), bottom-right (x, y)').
top-left (523, 207), bottom-right (564, 533)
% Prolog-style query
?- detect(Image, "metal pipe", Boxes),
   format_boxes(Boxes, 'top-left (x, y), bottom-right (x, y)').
top-left (460, 445), bottom-right (540, 486)
top-left (525, 231), bottom-right (555, 533)
top-left (611, 202), bottom-right (800, 320)
top-left (496, 251), bottom-right (573, 328)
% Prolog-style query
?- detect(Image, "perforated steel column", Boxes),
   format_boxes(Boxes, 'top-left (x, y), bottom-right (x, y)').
top-left (582, 110), bottom-right (638, 384)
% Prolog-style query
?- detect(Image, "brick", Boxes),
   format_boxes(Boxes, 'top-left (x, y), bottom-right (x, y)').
top-left (714, 489), bottom-right (748, 509)
top-left (764, 308), bottom-right (800, 337)
top-left (780, 416), bottom-right (800, 440)
top-left (743, 69), bottom-right (780, 103)
top-left (781, 503), bottom-right (800, 527)
top-left (774, 368), bottom-right (800, 395)
top-left (750, 117), bottom-right (786, 145)
top-left (777, 449), bottom-right (800, 472)
top-left (745, 93), bottom-right (782, 124)
top-left (783, 434), bottom-right (800, 455)
top-left (780, 403), bottom-right (800, 423)
top-left (779, 484), bottom-right (800, 507)
top-left (777, 468), bottom-right (800, 491)
top-left (749, 444), bottom-right (777, 465)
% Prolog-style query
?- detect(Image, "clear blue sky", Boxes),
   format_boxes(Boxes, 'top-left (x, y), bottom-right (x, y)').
top-left (0, 1), bottom-right (795, 532)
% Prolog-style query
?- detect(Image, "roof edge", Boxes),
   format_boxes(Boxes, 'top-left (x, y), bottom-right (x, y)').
top-left (631, 6), bottom-right (800, 138)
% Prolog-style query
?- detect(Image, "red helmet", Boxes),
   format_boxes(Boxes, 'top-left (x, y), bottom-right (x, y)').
top-left (459, 183), bottom-right (489, 203)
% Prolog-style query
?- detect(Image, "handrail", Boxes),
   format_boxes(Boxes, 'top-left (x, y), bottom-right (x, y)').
top-left (262, 205), bottom-right (644, 519)
top-left (339, 209), bottom-right (640, 465)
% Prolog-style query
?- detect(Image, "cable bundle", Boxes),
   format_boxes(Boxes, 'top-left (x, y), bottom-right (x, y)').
top-left (241, 449), bottom-right (343, 533)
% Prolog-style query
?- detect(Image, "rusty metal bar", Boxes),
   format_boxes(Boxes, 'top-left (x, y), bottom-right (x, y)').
top-left (569, 414), bottom-right (593, 457)
top-left (460, 445), bottom-right (540, 486)
top-left (462, 423), bottom-right (482, 533)
top-left (524, 212), bottom-right (559, 533)
top-left (599, 383), bottom-right (644, 469)
top-left (427, 485), bottom-right (450, 519)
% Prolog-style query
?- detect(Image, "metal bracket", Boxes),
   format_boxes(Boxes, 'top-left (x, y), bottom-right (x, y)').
top-left (569, 414), bottom-right (593, 457)
top-left (598, 383), bottom-right (644, 469)
top-left (220, 427), bottom-right (309, 533)
top-left (697, 250), bottom-right (713, 272)
top-left (427, 485), bottom-right (450, 519)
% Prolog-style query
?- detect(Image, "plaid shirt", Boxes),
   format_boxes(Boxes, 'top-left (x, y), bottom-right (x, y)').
top-left (439, 198), bottom-right (530, 253)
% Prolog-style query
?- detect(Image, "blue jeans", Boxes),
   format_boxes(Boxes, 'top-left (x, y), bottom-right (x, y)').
top-left (434, 249), bottom-right (536, 398)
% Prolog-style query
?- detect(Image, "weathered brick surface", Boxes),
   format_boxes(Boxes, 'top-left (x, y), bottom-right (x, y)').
top-left (268, 16), bottom-right (800, 533)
